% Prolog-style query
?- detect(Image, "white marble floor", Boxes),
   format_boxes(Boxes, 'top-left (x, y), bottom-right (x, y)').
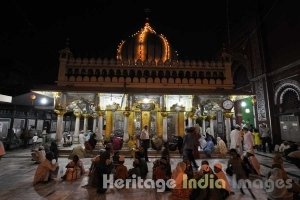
top-left (0, 148), bottom-right (298, 200)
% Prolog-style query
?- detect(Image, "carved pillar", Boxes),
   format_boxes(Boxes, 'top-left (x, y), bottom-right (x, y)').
top-left (188, 112), bottom-right (193, 127)
top-left (178, 111), bottom-right (185, 137)
top-left (105, 110), bottom-right (112, 141)
top-left (252, 97), bottom-right (257, 128)
top-left (224, 112), bottom-right (233, 147)
top-left (156, 111), bottom-right (163, 138)
top-left (73, 109), bottom-right (81, 143)
top-left (123, 111), bottom-right (130, 143)
top-left (54, 92), bottom-right (66, 145)
top-left (201, 115), bottom-right (207, 136)
top-left (209, 114), bottom-right (215, 138)
top-left (97, 110), bottom-right (104, 141)
top-left (54, 108), bottom-right (66, 146)
top-left (128, 111), bottom-right (134, 139)
top-left (161, 112), bottom-right (168, 142)
top-left (92, 113), bottom-right (98, 133)
top-left (83, 113), bottom-right (89, 133)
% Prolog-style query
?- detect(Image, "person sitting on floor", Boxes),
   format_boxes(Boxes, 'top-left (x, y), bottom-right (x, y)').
top-left (114, 155), bottom-right (128, 180)
top-left (245, 150), bottom-right (261, 176)
top-left (68, 145), bottom-right (86, 160)
top-left (279, 141), bottom-right (290, 155)
top-left (190, 162), bottom-right (223, 200)
top-left (61, 155), bottom-right (85, 181)
top-left (135, 151), bottom-right (148, 179)
top-left (171, 161), bottom-right (191, 199)
top-left (213, 162), bottom-right (234, 198)
top-left (33, 152), bottom-right (58, 185)
top-left (183, 159), bottom-right (194, 179)
top-left (266, 165), bottom-right (293, 200)
top-left (128, 159), bottom-right (141, 179)
top-left (31, 146), bottom-right (46, 164)
top-left (203, 137), bottom-right (215, 158)
top-left (286, 150), bottom-right (300, 168)
top-left (216, 137), bottom-right (228, 158)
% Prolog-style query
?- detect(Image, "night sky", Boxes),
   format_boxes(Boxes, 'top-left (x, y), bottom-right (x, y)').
top-left (0, 0), bottom-right (275, 96)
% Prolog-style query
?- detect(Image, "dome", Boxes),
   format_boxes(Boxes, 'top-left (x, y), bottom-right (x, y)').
top-left (117, 22), bottom-right (177, 63)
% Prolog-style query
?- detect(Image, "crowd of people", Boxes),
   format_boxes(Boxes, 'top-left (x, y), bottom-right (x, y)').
top-left (28, 123), bottom-right (300, 200)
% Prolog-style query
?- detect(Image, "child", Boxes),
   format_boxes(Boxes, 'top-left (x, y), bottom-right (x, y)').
top-left (32, 133), bottom-right (39, 150)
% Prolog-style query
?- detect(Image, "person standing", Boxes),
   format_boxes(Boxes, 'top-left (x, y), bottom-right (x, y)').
top-left (50, 141), bottom-right (59, 162)
top-left (243, 127), bottom-right (254, 153)
top-left (260, 123), bottom-right (272, 153)
top-left (252, 128), bottom-right (262, 151)
top-left (183, 127), bottom-right (199, 169)
top-left (230, 125), bottom-right (242, 154)
top-left (140, 125), bottom-right (150, 162)
top-left (32, 133), bottom-right (39, 150)
top-left (20, 128), bottom-right (30, 149)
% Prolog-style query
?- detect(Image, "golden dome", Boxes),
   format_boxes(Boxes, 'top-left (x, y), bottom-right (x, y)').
top-left (117, 22), bottom-right (177, 62)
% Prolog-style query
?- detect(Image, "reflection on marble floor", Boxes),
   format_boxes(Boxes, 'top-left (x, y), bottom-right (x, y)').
top-left (1, 149), bottom-right (298, 200)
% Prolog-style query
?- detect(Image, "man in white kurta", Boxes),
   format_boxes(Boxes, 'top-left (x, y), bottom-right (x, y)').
top-left (243, 127), bottom-right (254, 152)
top-left (230, 125), bottom-right (242, 154)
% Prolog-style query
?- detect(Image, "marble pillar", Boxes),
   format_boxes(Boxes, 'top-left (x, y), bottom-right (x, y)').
top-left (123, 111), bottom-right (130, 143)
top-left (209, 115), bottom-right (215, 138)
top-left (187, 111), bottom-right (194, 127)
top-left (97, 112), bottom-right (104, 141)
top-left (202, 116), bottom-right (207, 136)
top-left (73, 110), bottom-right (81, 144)
top-left (83, 113), bottom-right (89, 132)
top-left (92, 114), bottom-right (97, 133)
top-left (224, 112), bottom-right (232, 148)
top-left (54, 109), bottom-right (65, 146)
top-left (161, 112), bottom-right (168, 142)
top-left (178, 112), bottom-right (185, 137)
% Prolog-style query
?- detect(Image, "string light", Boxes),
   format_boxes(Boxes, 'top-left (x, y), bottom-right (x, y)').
top-left (116, 22), bottom-right (172, 62)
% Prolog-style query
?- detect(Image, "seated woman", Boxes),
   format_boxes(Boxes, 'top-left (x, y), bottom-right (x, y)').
top-left (153, 158), bottom-right (171, 191)
top-left (267, 166), bottom-right (293, 200)
top-left (33, 152), bottom-right (58, 185)
top-left (135, 151), bottom-right (148, 179)
top-left (68, 145), bottom-right (86, 160)
top-left (114, 155), bottom-right (128, 180)
top-left (88, 133), bottom-right (98, 150)
top-left (31, 146), bottom-right (46, 164)
top-left (171, 161), bottom-right (190, 199)
top-left (183, 159), bottom-right (194, 179)
top-left (216, 137), bottom-right (228, 158)
top-left (128, 159), bottom-right (141, 178)
top-left (203, 137), bottom-right (215, 158)
top-left (245, 150), bottom-right (261, 176)
top-left (62, 155), bottom-right (85, 181)
top-left (190, 162), bottom-right (223, 200)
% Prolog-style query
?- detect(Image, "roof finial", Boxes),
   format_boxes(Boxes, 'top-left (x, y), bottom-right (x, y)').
top-left (65, 37), bottom-right (70, 48)
top-left (144, 8), bottom-right (151, 22)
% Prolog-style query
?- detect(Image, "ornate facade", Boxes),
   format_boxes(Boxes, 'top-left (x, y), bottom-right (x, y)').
top-left (33, 22), bottom-right (252, 146)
